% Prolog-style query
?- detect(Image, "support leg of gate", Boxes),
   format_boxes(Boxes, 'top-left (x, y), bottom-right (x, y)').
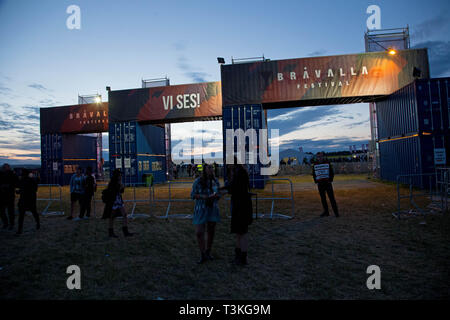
top-left (42, 201), bottom-right (52, 216)
top-left (164, 202), bottom-right (171, 219)
top-left (130, 202), bottom-right (137, 217)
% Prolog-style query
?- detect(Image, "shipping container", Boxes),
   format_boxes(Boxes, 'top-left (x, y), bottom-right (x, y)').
top-left (379, 133), bottom-right (448, 188)
top-left (376, 77), bottom-right (449, 188)
top-left (222, 104), bottom-right (268, 189)
top-left (41, 133), bottom-right (99, 185)
top-left (376, 77), bottom-right (450, 140)
top-left (109, 121), bottom-right (167, 184)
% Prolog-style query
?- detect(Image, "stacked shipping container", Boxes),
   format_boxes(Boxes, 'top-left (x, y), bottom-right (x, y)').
top-left (41, 134), bottom-right (98, 185)
top-left (376, 77), bottom-right (449, 188)
top-left (109, 121), bottom-right (167, 185)
top-left (222, 104), bottom-right (268, 189)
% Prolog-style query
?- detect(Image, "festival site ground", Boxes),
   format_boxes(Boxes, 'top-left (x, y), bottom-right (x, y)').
top-left (0, 174), bottom-right (449, 299)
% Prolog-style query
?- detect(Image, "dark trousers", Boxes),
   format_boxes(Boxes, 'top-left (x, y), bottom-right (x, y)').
top-left (0, 197), bottom-right (15, 227)
top-left (80, 194), bottom-right (93, 218)
top-left (18, 203), bottom-right (40, 233)
top-left (318, 182), bottom-right (339, 216)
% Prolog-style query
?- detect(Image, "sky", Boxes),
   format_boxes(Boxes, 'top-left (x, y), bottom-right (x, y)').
top-left (0, 0), bottom-right (449, 164)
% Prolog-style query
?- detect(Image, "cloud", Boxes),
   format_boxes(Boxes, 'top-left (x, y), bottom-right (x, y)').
top-left (173, 42), bottom-right (187, 51)
top-left (0, 85), bottom-right (12, 95)
top-left (0, 102), bottom-right (12, 109)
top-left (28, 83), bottom-right (51, 92)
top-left (184, 72), bottom-right (209, 83)
top-left (306, 50), bottom-right (327, 57)
top-left (412, 41), bottom-right (450, 76)
top-left (0, 119), bottom-right (20, 130)
top-left (411, 11), bottom-right (450, 41)
top-left (23, 106), bottom-right (40, 113)
top-left (176, 54), bottom-right (210, 83)
top-left (278, 137), bottom-right (369, 153)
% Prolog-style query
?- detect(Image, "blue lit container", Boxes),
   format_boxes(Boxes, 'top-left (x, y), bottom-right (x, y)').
top-left (377, 78), bottom-right (449, 188)
top-left (376, 77), bottom-right (450, 140)
top-left (108, 121), bottom-right (167, 184)
top-left (222, 104), bottom-right (268, 189)
top-left (41, 134), bottom-right (98, 185)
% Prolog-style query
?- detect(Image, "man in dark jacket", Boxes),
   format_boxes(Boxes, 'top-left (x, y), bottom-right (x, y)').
top-left (312, 152), bottom-right (339, 218)
top-left (0, 163), bottom-right (19, 230)
top-left (80, 166), bottom-right (96, 219)
top-left (16, 169), bottom-right (40, 235)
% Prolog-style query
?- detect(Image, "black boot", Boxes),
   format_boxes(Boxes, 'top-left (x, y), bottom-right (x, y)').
top-left (36, 222), bottom-right (40, 230)
top-left (122, 226), bottom-right (133, 237)
top-left (240, 251), bottom-right (248, 266)
top-left (233, 247), bottom-right (241, 264)
top-left (320, 212), bottom-right (330, 217)
top-left (197, 252), bottom-right (207, 264)
top-left (108, 228), bottom-right (118, 238)
top-left (205, 249), bottom-right (213, 261)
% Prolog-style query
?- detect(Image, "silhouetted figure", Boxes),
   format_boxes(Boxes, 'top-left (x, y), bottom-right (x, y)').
top-left (312, 152), bottom-right (339, 218)
top-left (102, 169), bottom-right (133, 238)
top-left (191, 164), bottom-right (221, 264)
top-left (222, 162), bottom-right (253, 266)
top-left (80, 166), bottom-right (96, 219)
top-left (16, 169), bottom-right (40, 235)
top-left (67, 167), bottom-right (85, 220)
top-left (0, 163), bottom-right (19, 230)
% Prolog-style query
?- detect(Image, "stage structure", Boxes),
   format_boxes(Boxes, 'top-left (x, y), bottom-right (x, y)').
top-left (41, 42), bottom-right (446, 188)
top-left (40, 100), bottom-right (108, 185)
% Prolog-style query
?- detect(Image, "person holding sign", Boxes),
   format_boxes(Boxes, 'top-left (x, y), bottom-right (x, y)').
top-left (312, 152), bottom-right (339, 218)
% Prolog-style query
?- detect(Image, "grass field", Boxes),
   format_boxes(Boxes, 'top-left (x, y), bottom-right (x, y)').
top-left (0, 174), bottom-right (449, 300)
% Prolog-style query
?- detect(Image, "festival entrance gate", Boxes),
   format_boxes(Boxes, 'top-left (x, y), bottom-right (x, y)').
top-left (41, 47), bottom-right (441, 218)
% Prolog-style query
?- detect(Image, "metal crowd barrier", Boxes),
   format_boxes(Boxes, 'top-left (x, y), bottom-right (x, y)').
top-left (153, 181), bottom-right (194, 219)
top-left (394, 172), bottom-right (449, 218)
top-left (224, 178), bottom-right (295, 220)
top-left (37, 184), bottom-right (64, 216)
top-left (436, 168), bottom-right (450, 213)
top-left (91, 178), bottom-right (295, 221)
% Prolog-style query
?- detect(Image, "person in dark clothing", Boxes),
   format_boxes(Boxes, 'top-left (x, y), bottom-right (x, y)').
top-left (16, 169), bottom-right (40, 235)
top-left (80, 167), bottom-right (96, 219)
top-left (101, 169), bottom-right (133, 238)
top-left (312, 152), bottom-right (339, 218)
top-left (0, 163), bottom-right (19, 230)
top-left (221, 162), bottom-right (253, 266)
top-left (67, 167), bottom-right (85, 220)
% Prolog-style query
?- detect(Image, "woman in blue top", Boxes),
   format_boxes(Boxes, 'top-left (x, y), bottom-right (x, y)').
top-left (191, 164), bottom-right (221, 264)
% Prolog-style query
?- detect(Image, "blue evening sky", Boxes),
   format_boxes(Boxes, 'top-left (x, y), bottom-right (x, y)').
top-left (0, 0), bottom-right (449, 163)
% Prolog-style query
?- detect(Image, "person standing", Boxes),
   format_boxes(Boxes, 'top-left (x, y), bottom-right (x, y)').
top-left (16, 169), bottom-right (40, 235)
top-left (0, 163), bottom-right (19, 230)
top-left (312, 152), bottom-right (339, 218)
top-left (101, 169), bottom-right (133, 238)
top-left (80, 166), bottom-right (96, 219)
top-left (190, 164), bottom-right (221, 264)
top-left (222, 161), bottom-right (253, 266)
top-left (67, 167), bottom-right (85, 220)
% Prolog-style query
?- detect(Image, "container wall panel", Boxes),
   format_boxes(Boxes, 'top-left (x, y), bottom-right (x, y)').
top-left (222, 104), bottom-right (267, 189)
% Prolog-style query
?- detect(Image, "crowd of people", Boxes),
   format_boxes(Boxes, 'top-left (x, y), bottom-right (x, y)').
top-left (0, 164), bottom-right (40, 235)
top-left (1, 152), bottom-right (340, 266)
top-left (170, 161), bottom-right (222, 179)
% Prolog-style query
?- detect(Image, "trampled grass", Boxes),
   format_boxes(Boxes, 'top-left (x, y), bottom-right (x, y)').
top-left (0, 175), bottom-right (449, 299)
